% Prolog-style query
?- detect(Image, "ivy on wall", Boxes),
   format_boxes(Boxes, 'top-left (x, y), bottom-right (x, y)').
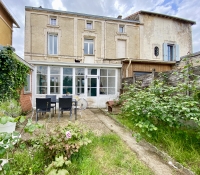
top-left (0, 46), bottom-right (30, 101)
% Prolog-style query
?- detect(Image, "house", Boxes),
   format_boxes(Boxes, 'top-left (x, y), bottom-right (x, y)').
top-left (24, 7), bottom-right (195, 108)
top-left (122, 10), bottom-right (195, 78)
top-left (0, 0), bottom-right (19, 46)
top-left (0, 1), bottom-right (32, 112)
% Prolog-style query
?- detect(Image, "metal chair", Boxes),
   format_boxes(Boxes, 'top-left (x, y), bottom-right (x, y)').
top-left (36, 98), bottom-right (52, 121)
top-left (58, 98), bottom-right (72, 121)
top-left (46, 95), bottom-right (56, 114)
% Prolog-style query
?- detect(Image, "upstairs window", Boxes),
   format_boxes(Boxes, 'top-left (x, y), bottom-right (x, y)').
top-left (84, 39), bottom-right (94, 55)
top-left (86, 21), bottom-right (93, 29)
top-left (48, 33), bottom-right (58, 55)
top-left (50, 17), bottom-right (57, 25)
top-left (163, 43), bottom-right (179, 61)
top-left (119, 25), bottom-right (125, 33)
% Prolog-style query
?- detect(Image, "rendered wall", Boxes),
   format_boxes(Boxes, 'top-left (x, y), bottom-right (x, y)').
top-left (140, 14), bottom-right (193, 60)
top-left (0, 4), bottom-right (12, 46)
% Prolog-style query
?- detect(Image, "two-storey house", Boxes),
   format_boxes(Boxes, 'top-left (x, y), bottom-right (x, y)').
top-left (24, 7), bottom-right (195, 108)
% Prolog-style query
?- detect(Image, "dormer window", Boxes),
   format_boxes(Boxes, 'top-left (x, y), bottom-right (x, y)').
top-left (119, 25), bottom-right (125, 33)
top-left (86, 21), bottom-right (93, 29)
top-left (50, 17), bottom-right (57, 26)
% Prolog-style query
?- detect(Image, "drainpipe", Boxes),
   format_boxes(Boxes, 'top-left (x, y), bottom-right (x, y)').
top-left (126, 57), bottom-right (131, 77)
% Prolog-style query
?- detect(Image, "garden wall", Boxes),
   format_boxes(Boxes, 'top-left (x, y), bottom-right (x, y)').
top-left (122, 65), bottom-right (200, 88)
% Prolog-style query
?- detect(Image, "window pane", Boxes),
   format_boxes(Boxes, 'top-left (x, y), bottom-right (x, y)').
top-left (84, 43), bottom-right (88, 54)
top-left (75, 76), bottom-right (84, 94)
top-left (108, 88), bottom-right (115, 94)
top-left (100, 77), bottom-right (107, 87)
top-left (37, 66), bottom-right (47, 74)
top-left (119, 26), bottom-right (124, 33)
top-left (24, 74), bottom-right (30, 92)
top-left (37, 87), bottom-right (47, 94)
top-left (51, 18), bottom-right (56, 25)
top-left (108, 70), bottom-right (115, 76)
top-left (87, 22), bottom-right (92, 29)
top-left (108, 77), bottom-right (115, 87)
top-left (63, 68), bottom-right (72, 75)
top-left (75, 68), bottom-right (84, 75)
top-left (63, 87), bottom-right (72, 94)
top-left (54, 35), bottom-right (58, 54)
top-left (63, 76), bottom-right (72, 86)
top-left (89, 43), bottom-right (93, 54)
top-left (100, 69), bottom-right (107, 76)
top-left (48, 35), bottom-right (53, 54)
top-left (88, 69), bottom-right (97, 75)
top-left (50, 67), bottom-right (59, 74)
top-left (37, 74), bottom-right (47, 86)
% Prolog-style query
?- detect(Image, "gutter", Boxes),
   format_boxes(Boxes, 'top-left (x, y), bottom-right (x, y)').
top-left (126, 58), bottom-right (131, 77)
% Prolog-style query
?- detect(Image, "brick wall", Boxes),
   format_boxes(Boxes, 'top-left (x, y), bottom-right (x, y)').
top-left (19, 89), bottom-right (32, 112)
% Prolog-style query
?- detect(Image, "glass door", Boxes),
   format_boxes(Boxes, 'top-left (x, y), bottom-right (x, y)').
top-left (87, 77), bottom-right (97, 96)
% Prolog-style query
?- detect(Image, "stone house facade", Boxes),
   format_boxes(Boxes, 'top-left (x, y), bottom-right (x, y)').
top-left (24, 7), bottom-right (195, 108)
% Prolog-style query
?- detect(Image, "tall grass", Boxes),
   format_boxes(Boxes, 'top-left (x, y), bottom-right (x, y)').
top-left (70, 133), bottom-right (153, 175)
top-left (111, 113), bottom-right (200, 174)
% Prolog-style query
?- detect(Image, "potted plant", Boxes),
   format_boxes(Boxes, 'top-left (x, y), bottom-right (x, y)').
top-left (0, 99), bottom-right (25, 133)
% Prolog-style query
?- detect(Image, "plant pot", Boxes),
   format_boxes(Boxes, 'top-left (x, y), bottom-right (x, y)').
top-left (0, 122), bottom-right (16, 133)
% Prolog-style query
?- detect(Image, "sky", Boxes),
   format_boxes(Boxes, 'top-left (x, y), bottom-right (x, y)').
top-left (2, 0), bottom-right (200, 58)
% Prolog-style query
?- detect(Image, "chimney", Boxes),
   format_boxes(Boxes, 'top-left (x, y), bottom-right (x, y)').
top-left (117, 15), bottom-right (122, 19)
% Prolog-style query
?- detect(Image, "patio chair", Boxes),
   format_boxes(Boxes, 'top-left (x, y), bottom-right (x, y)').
top-left (46, 95), bottom-right (57, 114)
top-left (36, 98), bottom-right (52, 121)
top-left (58, 98), bottom-right (72, 121)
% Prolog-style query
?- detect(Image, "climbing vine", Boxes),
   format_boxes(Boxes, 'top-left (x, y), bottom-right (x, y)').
top-left (0, 46), bottom-right (29, 101)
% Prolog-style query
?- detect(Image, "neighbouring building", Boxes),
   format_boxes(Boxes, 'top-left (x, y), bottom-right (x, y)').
top-left (0, 0), bottom-right (19, 46)
top-left (0, 1), bottom-right (32, 112)
top-left (24, 7), bottom-right (195, 108)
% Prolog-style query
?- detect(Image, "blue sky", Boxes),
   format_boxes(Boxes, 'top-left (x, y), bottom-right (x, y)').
top-left (2, 0), bottom-right (199, 58)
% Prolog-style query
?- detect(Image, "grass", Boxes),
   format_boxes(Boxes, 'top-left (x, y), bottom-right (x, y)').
top-left (110, 113), bottom-right (200, 175)
top-left (4, 133), bottom-right (153, 175)
top-left (70, 133), bottom-right (153, 175)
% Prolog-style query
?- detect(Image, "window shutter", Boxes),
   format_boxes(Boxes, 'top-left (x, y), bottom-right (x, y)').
top-left (163, 43), bottom-right (168, 61)
top-left (175, 44), bottom-right (180, 61)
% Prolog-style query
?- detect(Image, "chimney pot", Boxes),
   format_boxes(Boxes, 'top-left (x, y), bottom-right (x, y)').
top-left (117, 15), bottom-right (122, 19)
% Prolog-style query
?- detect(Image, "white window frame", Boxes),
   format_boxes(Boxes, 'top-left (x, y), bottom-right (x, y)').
top-left (84, 39), bottom-right (94, 55)
top-left (119, 25), bottom-right (125, 33)
top-left (24, 74), bottom-right (31, 93)
top-left (86, 21), bottom-right (93, 29)
top-left (48, 33), bottom-right (58, 55)
top-left (50, 17), bottom-right (57, 26)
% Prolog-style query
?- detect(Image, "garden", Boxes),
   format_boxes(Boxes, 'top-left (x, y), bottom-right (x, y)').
top-left (1, 46), bottom-right (200, 174)
top-left (112, 57), bottom-right (200, 174)
top-left (0, 46), bottom-right (153, 174)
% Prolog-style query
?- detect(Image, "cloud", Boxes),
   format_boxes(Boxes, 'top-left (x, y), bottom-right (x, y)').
top-left (2, 0), bottom-right (199, 58)
top-left (52, 0), bottom-right (67, 11)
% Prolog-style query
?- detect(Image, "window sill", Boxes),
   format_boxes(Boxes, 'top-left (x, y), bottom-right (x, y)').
top-left (84, 28), bottom-right (95, 32)
top-left (84, 54), bottom-right (95, 56)
top-left (116, 32), bottom-right (127, 35)
top-left (24, 91), bottom-right (31, 95)
top-left (47, 54), bottom-right (59, 57)
top-left (47, 24), bottom-right (60, 28)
